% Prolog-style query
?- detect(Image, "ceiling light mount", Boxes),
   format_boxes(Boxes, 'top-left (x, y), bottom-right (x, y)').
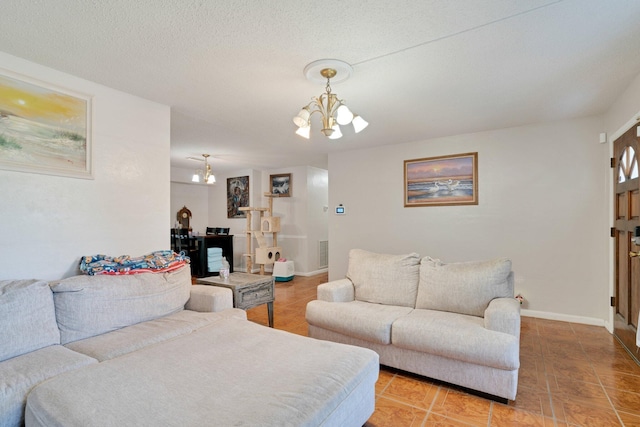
top-left (293, 59), bottom-right (367, 140)
top-left (191, 154), bottom-right (216, 184)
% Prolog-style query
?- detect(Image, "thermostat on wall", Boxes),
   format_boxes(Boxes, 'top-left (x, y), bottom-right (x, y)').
top-left (335, 204), bottom-right (346, 215)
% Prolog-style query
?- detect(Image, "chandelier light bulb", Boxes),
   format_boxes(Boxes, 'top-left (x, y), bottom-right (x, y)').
top-left (295, 125), bottom-right (310, 139)
top-left (192, 173), bottom-right (200, 183)
top-left (293, 107), bottom-right (311, 128)
top-left (328, 124), bottom-right (342, 139)
top-left (352, 115), bottom-right (369, 133)
top-left (336, 105), bottom-right (354, 125)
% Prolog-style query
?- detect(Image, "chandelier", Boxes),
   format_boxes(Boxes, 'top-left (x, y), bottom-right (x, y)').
top-left (191, 154), bottom-right (216, 184)
top-left (293, 59), bottom-right (368, 140)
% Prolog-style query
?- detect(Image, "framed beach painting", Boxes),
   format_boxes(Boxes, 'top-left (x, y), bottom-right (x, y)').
top-left (269, 173), bottom-right (291, 197)
top-left (404, 152), bottom-right (478, 207)
top-left (0, 69), bottom-right (92, 179)
top-left (227, 176), bottom-right (249, 218)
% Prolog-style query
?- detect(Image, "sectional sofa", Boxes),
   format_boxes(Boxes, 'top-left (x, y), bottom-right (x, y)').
top-left (1, 266), bottom-right (378, 427)
top-left (306, 249), bottom-right (521, 401)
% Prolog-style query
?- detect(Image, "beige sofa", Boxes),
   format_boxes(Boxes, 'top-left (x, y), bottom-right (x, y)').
top-left (306, 249), bottom-right (520, 401)
top-left (1, 266), bottom-right (378, 427)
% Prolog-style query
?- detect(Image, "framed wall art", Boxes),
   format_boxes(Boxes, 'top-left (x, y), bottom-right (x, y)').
top-left (269, 173), bottom-right (291, 197)
top-left (227, 176), bottom-right (249, 218)
top-left (404, 152), bottom-right (478, 207)
top-left (0, 68), bottom-right (92, 179)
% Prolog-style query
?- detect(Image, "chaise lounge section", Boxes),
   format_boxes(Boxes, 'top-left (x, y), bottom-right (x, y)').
top-left (306, 249), bottom-right (521, 401)
top-left (1, 265), bottom-right (379, 427)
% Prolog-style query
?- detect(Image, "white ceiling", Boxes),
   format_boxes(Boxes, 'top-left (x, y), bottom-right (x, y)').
top-left (2, 0), bottom-right (640, 173)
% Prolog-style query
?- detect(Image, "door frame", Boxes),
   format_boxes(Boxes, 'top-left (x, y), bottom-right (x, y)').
top-left (608, 113), bottom-right (640, 335)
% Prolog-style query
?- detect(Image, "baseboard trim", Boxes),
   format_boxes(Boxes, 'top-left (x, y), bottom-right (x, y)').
top-left (241, 267), bottom-right (328, 277)
top-left (295, 268), bottom-right (328, 277)
top-left (521, 309), bottom-right (605, 327)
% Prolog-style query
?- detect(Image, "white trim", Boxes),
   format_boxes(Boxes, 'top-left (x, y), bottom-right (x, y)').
top-left (295, 268), bottom-right (328, 277)
top-left (522, 309), bottom-right (605, 327)
top-left (262, 267), bottom-right (328, 277)
top-left (609, 113), bottom-right (640, 142)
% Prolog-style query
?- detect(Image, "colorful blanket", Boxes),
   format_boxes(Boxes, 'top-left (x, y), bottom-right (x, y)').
top-left (80, 250), bottom-right (190, 276)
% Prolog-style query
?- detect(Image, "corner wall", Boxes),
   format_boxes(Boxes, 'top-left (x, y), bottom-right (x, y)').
top-left (0, 52), bottom-right (170, 280)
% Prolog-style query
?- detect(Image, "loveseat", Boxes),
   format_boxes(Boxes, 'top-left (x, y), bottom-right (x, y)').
top-left (1, 266), bottom-right (379, 427)
top-left (305, 249), bottom-right (520, 401)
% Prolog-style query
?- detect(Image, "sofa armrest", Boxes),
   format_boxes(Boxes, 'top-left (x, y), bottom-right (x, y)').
top-left (317, 279), bottom-right (355, 302)
top-left (185, 285), bottom-right (233, 312)
top-left (484, 297), bottom-right (521, 337)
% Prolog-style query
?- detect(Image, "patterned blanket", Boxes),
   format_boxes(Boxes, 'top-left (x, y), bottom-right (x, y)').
top-left (80, 250), bottom-right (190, 276)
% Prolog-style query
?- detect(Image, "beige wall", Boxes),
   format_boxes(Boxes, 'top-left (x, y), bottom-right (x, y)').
top-left (328, 116), bottom-right (611, 324)
top-left (0, 51), bottom-right (170, 280)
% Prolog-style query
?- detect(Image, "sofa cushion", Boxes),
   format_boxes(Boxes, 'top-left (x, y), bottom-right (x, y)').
top-left (415, 257), bottom-right (513, 317)
top-left (346, 249), bottom-right (421, 307)
top-left (306, 300), bottom-right (413, 345)
top-left (64, 310), bottom-right (221, 361)
top-left (26, 318), bottom-right (379, 427)
top-left (392, 309), bottom-right (520, 370)
top-left (0, 344), bottom-right (96, 427)
top-left (0, 280), bottom-right (60, 362)
top-left (51, 266), bottom-right (192, 344)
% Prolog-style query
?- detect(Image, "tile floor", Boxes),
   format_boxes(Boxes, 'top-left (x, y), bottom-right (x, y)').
top-left (245, 273), bottom-right (640, 427)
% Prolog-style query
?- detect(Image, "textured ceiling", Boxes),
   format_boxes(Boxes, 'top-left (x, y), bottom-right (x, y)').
top-left (2, 0), bottom-right (640, 174)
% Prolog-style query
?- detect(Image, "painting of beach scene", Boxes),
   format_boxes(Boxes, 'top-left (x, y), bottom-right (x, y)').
top-left (0, 70), bottom-right (91, 178)
top-left (404, 152), bottom-right (478, 207)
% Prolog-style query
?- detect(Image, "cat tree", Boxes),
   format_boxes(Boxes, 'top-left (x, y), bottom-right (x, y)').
top-left (240, 193), bottom-right (283, 275)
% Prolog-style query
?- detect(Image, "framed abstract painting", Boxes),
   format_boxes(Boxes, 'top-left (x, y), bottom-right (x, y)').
top-left (227, 176), bottom-right (249, 218)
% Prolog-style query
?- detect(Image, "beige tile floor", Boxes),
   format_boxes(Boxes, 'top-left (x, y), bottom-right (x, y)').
top-left (245, 273), bottom-right (640, 427)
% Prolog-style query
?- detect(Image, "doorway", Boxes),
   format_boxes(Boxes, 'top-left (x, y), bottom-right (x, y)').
top-left (613, 124), bottom-right (640, 363)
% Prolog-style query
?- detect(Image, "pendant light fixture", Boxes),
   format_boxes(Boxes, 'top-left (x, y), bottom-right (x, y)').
top-left (293, 59), bottom-right (368, 140)
top-left (191, 154), bottom-right (216, 184)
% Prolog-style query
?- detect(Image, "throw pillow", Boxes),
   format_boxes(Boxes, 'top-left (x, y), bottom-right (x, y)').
top-left (346, 249), bottom-right (421, 307)
top-left (415, 257), bottom-right (513, 317)
top-left (0, 279), bottom-right (60, 361)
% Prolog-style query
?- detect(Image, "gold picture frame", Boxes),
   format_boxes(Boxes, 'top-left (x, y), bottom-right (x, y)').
top-left (404, 152), bottom-right (478, 207)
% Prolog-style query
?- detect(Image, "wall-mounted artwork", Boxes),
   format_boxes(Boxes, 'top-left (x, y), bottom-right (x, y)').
top-left (227, 176), bottom-right (250, 218)
top-left (270, 173), bottom-right (291, 197)
top-left (0, 69), bottom-right (92, 179)
top-left (404, 152), bottom-right (478, 207)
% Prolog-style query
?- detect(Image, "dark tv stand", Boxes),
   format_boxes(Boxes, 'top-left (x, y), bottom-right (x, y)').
top-left (195, 235), bottom-right (234, 277)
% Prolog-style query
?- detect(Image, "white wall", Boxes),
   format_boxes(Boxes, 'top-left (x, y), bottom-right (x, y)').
top-left (170, 181), bottom-right (209, 233)
top-left (328, 116), bottom-right (611, 323)
top-left (0, 52), bottom-right (170, 280)
top-left (258, 166), bottom-right (329, 275)
top-left (261, 166), bottom-right (308, 272)
top-left (605, 72), bottom-right (640, 134)
top-left (306, 167), bottom-right (329, 272)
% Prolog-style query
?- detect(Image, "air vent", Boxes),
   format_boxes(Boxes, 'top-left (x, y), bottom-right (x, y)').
top-left (318, 240), bottom-right (328, 269)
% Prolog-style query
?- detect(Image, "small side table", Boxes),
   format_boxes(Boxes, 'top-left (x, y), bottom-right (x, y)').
top-left (197, 272), bottom-right (275, 327)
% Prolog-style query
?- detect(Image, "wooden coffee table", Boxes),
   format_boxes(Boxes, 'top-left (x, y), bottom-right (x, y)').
top-left (197, 272), bottom-right (275, 327)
